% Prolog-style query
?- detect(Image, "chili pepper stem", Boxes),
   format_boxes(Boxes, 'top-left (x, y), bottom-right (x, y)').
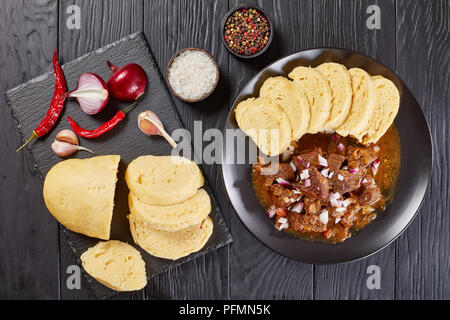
top-left (122, 100), bottom-right (139, 114)
top-left (16, 131), bottom-right (38, 152)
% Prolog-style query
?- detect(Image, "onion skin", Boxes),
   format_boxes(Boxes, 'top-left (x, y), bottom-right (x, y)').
top-left (107, 61), bottom-right (147, 101)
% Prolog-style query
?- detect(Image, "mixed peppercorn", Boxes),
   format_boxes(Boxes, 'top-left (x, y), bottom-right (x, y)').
top-left (224, 8), bottom-right (271, 56)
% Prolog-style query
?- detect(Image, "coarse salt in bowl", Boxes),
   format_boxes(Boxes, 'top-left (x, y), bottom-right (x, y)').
top-left (166, 48), bottom-right (219, 102)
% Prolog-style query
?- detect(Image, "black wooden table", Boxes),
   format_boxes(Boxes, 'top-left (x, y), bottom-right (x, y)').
top-left (0, 0), bottom-right (448, 300)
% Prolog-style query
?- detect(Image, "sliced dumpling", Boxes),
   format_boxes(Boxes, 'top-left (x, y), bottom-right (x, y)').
top-left (234, 97), bottom-right (292, 156)
top-left (129, 188), bottom-right (211, 231)
top-left (43, 155), bottom-right (120, 240)
top-left (316, 62), bottom-right (353, 130)
top-left (288, 66), bottom-right (332, 134)
top-left (361, 75), bottom-right (400, 144)
top-left (125, 156), bottom-right (204, 206)
top-left (129, 213), bottom-right (213, 260)
top-left (336, 68), bottom-right (376, 140)
top-left (260, 76), bottom-right (310, 140)
top-left (81, 240), bottom-right (147, 292)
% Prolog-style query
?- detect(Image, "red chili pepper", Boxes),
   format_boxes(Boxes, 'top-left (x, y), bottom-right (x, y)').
top-left (67, 100), bottom-right (138, 138)
top-left (17, 50), bottom-right (66, 152)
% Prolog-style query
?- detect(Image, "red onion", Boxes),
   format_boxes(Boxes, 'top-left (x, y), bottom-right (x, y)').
top-left (291, 202), bottom-right (304, 213)
top-left (267, 208), bottom-right (276, 218)
top-left (319, 210), bottom-right (329, 224)
top-left (337, 143), bottom-right (344, 152)
top-left (304, 179), bottom-right (311, 187)
top-left (371, 159), bottom-right (381, 175)
top-left (349, 167), bottom-right (359, 173)
top-left (373, 145), bottom-right (380, 152)
top-left (67, 73), bottom-right (109, 115)
top-left (106, 61), bottom-right (147, 101)
top-left (305, 161), bottom-right (310, 169)
top-left (289, 161), bottom-right (297, 172)
top-left (321, 168), bottom-right (330, 177)
top-left (332, 134), bottom-right (339, 142)
top-left (318, 154), bottom-right (328, 167)
top-left (276, 177), bottom-right (291, 187)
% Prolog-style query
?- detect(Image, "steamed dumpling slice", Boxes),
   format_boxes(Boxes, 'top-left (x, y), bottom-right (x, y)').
top-left (315, 63), bottom-right (353, 130)
top-left (125, 155), bottom-right (204, 206)
top-left (259, 76), bottom-right (310, 140)
top-left (43, 155), bottom-right (120, 240)
top-left (129, 188), bottom-right (211, 231)
top-left (361, 75), bottom-right (400, 144)
top-left (129, 213), bottom-right (213, 260)
top-left (234, 97), bottom-right (292, 156)
top-left (81, 240), bottom-right (147, 291)
top-left (335, 68), bottom-right (376, 140)
top-left (288, 66), bottom-right (332, 134)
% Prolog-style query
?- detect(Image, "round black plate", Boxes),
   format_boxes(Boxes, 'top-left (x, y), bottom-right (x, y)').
top-left (221, 48), bottom-right (432, 264)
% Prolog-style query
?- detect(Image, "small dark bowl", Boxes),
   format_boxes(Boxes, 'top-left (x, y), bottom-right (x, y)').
top-left (165, 47), bottom-right (220, 103)
top-left (221, 4), bottom-right (273, 59)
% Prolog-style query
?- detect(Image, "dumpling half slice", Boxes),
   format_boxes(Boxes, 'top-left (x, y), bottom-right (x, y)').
top-left (260, 76), bottom-right (310, 141)
top-left (235, 97), bottom-right (292, 156)
top-left (288, 66), bottom-right (332, 134)
top-left (335, 68), bottom-right (376, 140)
top-left (316, 62), bottom-right (353, 130)
top-left (361, 75), bottom-right (400, 144)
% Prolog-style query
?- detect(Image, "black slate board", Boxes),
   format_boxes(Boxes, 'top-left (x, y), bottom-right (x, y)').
top-left (5, 31), bottom-right (232, 299)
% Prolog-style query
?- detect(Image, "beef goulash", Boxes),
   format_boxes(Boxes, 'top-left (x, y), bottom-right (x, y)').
top-left (235, 62), bottom-right (401, 242)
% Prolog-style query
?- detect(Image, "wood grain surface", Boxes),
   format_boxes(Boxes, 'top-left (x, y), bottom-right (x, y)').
top-left (0, 0), bottom-right (448, 300)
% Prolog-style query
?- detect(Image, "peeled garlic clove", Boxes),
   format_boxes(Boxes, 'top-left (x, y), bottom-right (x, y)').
top-left (51, 140), bottom-right (93, 157)
top-left (56, 129), bottom-right (79, 145)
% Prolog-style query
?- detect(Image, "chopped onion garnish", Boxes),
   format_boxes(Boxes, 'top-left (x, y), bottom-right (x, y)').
top-left (278, 217), bottom-right (288, 224)
top-left (289, 161), bottom-right (297, 172)
top-left (277, 217), bottom-right (289, 231)
top-left (292, 189), bottom-right (301, 194)
top-left (300, 169), bottom-right (309, 180)
top-left (318, 154), bottom-right (328, 167)
top-left (332, 134), bottom-right (339, 142)
top-left (288, 146), bottom-right (294, 152)
top-left (342, 199), bottom-right (351, 207)
top-left (328, 171), bottom-right (334, 178)
top-left (330, 192), bottom-right (340, 200)
top-left (336, 207), bottom-right (347, 213)
top-left (330, 197), bottom-right (340, 208)
top-left (297, 157), bottom-right (303, 164)
top-left (291, 202), bottom-right (304, 213)
top-left (305, 161), bottom-right (310, 168)
top-left (349, 167), bottom-right (359, 173)
top-left (337, 143), bottom-right (344, 152)
top-left (304, 179), bottom-right (311, 187)
top-left (267, 208), bottom-right (276, 218)
top-left (362, 178), bottom-right (368, 183)
top-left (373, 145), bottom-right (380, 152)
top-left (321, 168), bottom-right (330, 177)
top-left (338, 174), bottom-right (344, 181)
top-left (335, 218), bottom-right (341, 224)
top-left (371, 159), bottom-right (380, 175)
top-left (276, 177), bottom-right (291, 187)
top-left (342, 165), bottom-right (348, 170)
top-left (319, 210), bottom-right (329, 224)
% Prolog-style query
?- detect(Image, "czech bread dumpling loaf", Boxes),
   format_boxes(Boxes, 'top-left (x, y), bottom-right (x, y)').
top-left (43, 155), bottom-right (120, 240)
